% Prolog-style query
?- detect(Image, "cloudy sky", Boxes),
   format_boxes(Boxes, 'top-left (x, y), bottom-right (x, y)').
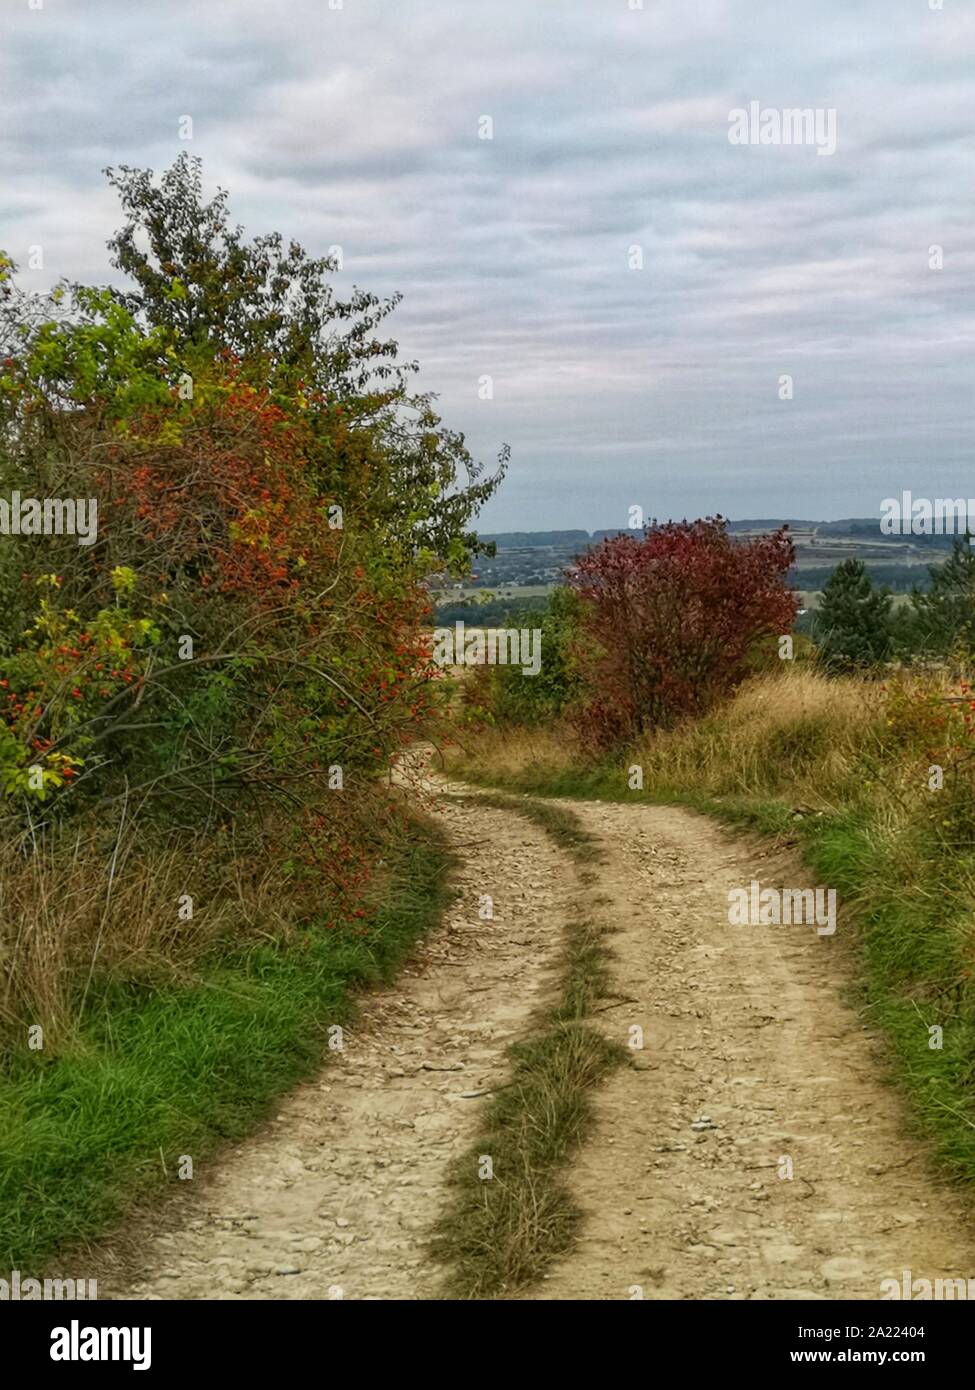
top-left (3, 0), bottom-right (973, 530)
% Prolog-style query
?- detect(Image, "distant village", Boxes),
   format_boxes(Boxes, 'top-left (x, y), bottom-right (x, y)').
top-left (430, 519), bottom-right (946, 621)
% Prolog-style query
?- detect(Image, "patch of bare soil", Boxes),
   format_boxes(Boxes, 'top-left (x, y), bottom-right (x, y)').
top-left (96, 792), bottom-right (571, 1300)
top-left (96, 779), bottom-right (974, 1301)
top-left (531, 799), bottom-right (975, 1301)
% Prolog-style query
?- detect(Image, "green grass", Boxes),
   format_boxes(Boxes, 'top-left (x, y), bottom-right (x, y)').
top-left (453, 744), bottom-right (975, 1190)
top-left (431, 795), bottom-right (625, 1298)
top-left (0, 821), bottom-right (453, 1273)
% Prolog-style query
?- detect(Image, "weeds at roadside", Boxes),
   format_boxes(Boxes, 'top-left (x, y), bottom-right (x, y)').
top-left (450, 667), bottom-right (975, 1188)
top-left (0, 817), bottom-right (453, 1273)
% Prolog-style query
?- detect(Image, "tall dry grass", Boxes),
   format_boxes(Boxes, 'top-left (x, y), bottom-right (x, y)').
top-left (631, 665), bottom-right (886, 802)
top-left (453, 663), bottom-right (975, 1180)
top-left (452, 666), bottom-right (885, 797)
top-left (0, 818), bottom-right (295, 1054)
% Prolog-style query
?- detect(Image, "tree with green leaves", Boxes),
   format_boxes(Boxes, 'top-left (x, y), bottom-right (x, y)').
top-left (814, 558), bottom-right (892, 672)
top-left (0, 157), bottom-right (505, 828)
top-left (468, 585), bottom-right (582, 726)
top-left (104, 155), bottom-right (409, 393)
top-left (100, 155), bottom-right (505, 565)
top-left (2, 155), bottom-right (504, 571)
top-left (905, 535), bottom-right (975, 658)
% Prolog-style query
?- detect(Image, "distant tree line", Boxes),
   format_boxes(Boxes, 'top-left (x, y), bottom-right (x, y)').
top-left (465, 526), bottom-right (975, 745)
top-left (434, 595), bottom-right (548, 625)
top-left (793, 564), bottom-right (931, 594)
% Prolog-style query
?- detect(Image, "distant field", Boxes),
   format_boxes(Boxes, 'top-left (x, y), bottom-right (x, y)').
top-left (431, 584), bottom-right (552, 602)
top-left (437, 585), bottom-right (914, 612)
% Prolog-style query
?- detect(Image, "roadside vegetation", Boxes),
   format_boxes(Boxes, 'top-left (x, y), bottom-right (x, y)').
top-left (455, 524), bottom-right (975, 1187)
top-left (0, 155), bottom-right (500, 1268)
top-left (0, 825), bottom-right (451, 1272)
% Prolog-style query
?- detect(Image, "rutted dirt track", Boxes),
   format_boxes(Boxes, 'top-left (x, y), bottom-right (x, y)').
top-left (98, 775), bottom-right (974, 1300)
top-left (533, 799), bottom-right (974, 1300)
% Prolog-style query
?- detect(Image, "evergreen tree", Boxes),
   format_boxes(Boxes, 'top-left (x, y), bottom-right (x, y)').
top-left (814, 558), bottom-right (892, 671)
top-left (906, 535), bottom-right (975, 657)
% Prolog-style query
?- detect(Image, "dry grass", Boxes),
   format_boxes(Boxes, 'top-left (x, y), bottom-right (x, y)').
top-left (453, 663), bottom-right (975, 1184)
top-left (454, 666), bottom-right (901, 809)
top-left (630, 665), bottom-right (886, 803)
top-left (448, 725), bottom-right (575, 784)
top-left (0, 817), bottom-right (296, 1054)
top-left (0, 770), bottom-right (413, 1057)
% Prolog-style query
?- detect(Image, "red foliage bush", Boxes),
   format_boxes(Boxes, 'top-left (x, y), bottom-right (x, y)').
top-left (566, 517), bottom-right (797, 745)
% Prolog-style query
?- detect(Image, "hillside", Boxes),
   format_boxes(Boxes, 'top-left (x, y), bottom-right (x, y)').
top-left (435, 521), bottom-right (946, 607)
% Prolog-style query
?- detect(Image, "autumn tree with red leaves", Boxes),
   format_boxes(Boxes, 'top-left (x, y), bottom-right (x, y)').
top-left (566, 518), bottom-right (798, 745)
top-left (0, 159), bottom-right (505, 958)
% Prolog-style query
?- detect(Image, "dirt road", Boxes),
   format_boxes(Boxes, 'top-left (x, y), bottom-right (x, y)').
top-left (98, 779), bottom-right (974, 1300)
top-left (531, 798), bottom-right (973, 1300)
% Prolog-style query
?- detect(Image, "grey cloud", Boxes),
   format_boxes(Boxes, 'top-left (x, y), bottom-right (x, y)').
top-left (2, 0), bottom-right (973, 528)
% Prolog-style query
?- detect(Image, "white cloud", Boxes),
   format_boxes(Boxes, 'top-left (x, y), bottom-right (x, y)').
top-left (2, 0), bottom-right (972, 528)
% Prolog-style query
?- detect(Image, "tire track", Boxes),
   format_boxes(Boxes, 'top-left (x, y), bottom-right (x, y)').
top-left (96, 792), bottom-right (573, 1300)
top-left (531, 798), bottom-right (975, 1300)
top-left (96, 781), bottom-right (975, 1301)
